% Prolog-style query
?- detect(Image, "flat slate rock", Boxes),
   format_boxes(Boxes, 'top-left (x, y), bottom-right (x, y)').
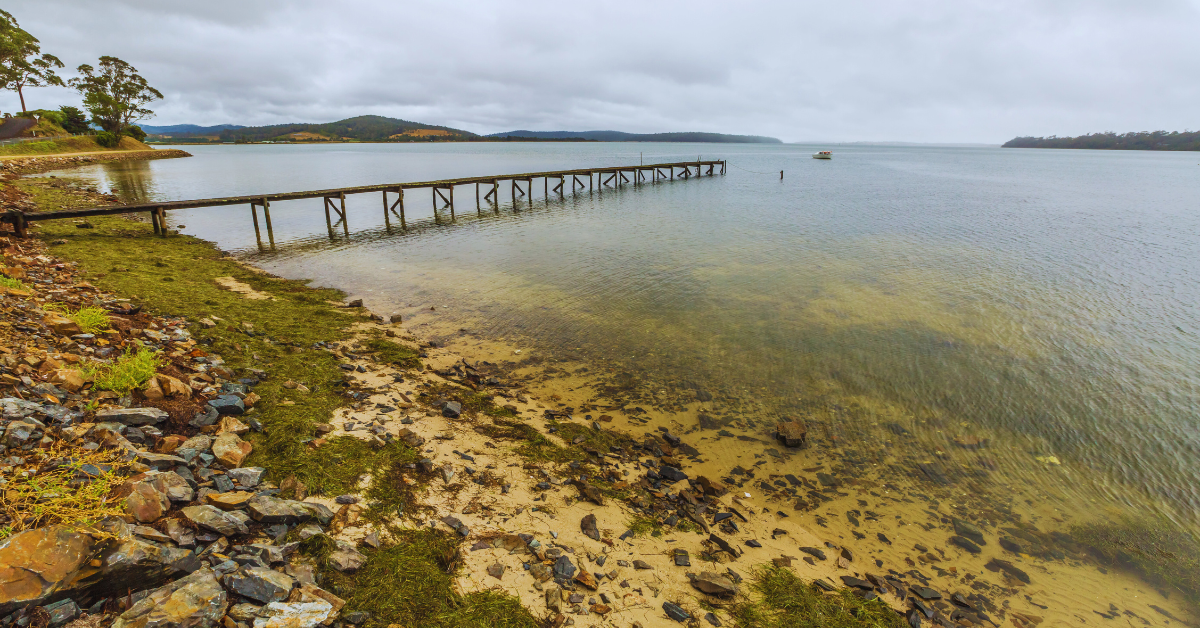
top-left (911, 586), bottom-right (943, 601)
top-left (96, 407), bottom-right (168, 425)
top-left (840, 576), bottom-right (874, 590)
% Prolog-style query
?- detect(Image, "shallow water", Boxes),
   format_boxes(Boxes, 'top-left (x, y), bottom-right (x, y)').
top-left (61, 142), bottom-right (1200, 615)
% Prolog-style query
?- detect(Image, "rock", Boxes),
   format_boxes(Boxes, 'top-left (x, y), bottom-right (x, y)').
top-left (50, 369), bottom-right (86, 393)
top-left (329, 547), bottom-right (367, 572)
top-left (580, 514), bottom-right (600, 541)
top-left (165, 520), bottom-right (196, 548)
top-left (228, 467), bottom-right (266, 488)
top-left (799, 547), bottom-right (826, 561)
top-left (839, 547), bottom-right (854, 562)
top-left (137, 452), bottom-right (188, 471)
top-left (182, 504), bottom-right (251, 536)
top-left (42, 598), bottom-right (80, 626)
top-left (999, 537), bottom-right (1023, 554)
top-left (949, 536), bottom-right (982, 554)
top-left (207, 491), bottom-right (256, 510)
top-left (252, 601), bottom-right (335, 628)
top-left (111, 568), bottom-right (227, 628)
top-left (208, 395), bottom-right (246, 416)
top-left (96, 407), bottom-right (168, 426)
top-left (216, 416), bottom-right (250, 436)
top-left (487, 563), bottom-right (505, 579)
top-left (0, 526), bottom-right (97, 615)
top-left (292, 583), bottom-right (344, 616)
top-left (148, 471), bottom-right (195, 503)
top-left (43, 313), bottom-right (81, 336)
top-left (663, 602), bottom-right (691, 622)
top-left (574, 569), bottom-right (598, 590)
top-left (442, 401), bottom-right (462, 418)
top-left (674, 549), bottom-right (691, 566)
top-left (659, 466), bottom-right (688, 483)
top-left (397, 428), bottom-right (425, 448)
top-left (126, 481), bottom-right (171, 523)
top-left (907, 609), bottom-right (923, 628)
top-left (911, 586), bottom-right (942, 601)
top-left (247, 495), bottom-right (333, 525)
top-left (704, 612), bottom-right (722, 627)
top-left (708, 533), bottom-right (741, 558)
top-left (952, 519), bottom-right (987, 545)
top-left (553, 556), bottom-right (576, 580)
top-left (223, 567), bottom-right (296, 603)
top-left (985, 558), bottom-right (1031, 584)
top-left (692, 572), bottom-right (738, 596)
top-left (695, 476), bottom-right (727, 496)
top-left (572, 480), bottom-right (605, 506)
top-left (212, 432), bottom-right (253, 468)
top-left (776, 421), bottom-right (807, 447)
top-left (841, 576), bottom-right (873, 590)
top-left (228, 603), bottom-right (263, 622)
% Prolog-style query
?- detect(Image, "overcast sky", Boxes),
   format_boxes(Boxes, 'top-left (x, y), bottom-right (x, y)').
top-left (5, 0), bottom-right (1199, 143)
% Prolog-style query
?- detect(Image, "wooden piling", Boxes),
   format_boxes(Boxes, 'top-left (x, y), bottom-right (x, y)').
top-left (251, 203), bottom-right (263, 249)
top-left (324, 197), bottom-right (334, 237)
top-left (339, 193), bottom-right (349, 236)
top-left (262, 198), bottom-right (275, 248)
top-left (382, 191), bottom-right (391, 230)
top-left (449, 185), bottom-right (455, 221)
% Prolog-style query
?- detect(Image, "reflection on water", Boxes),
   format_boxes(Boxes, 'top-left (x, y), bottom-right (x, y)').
top-left (96, 160), bottom-right (157, 204)
top-left (60, 143), bottom-right (1200, 617)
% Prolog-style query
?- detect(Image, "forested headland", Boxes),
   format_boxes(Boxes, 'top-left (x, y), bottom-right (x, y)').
top-left (1003, 130), bottom-right (1200, 151)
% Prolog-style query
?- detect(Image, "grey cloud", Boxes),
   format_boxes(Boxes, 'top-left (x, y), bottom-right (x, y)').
top-left (5, 0), bottom-right (1199, 142)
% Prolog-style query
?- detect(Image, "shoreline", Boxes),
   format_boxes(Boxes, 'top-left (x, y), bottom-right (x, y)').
top-left (1, 158), bottom-right (1193, 628)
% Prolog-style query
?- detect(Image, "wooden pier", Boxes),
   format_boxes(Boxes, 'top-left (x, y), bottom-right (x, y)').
top-left (2, 160), bottom-right (725, 247)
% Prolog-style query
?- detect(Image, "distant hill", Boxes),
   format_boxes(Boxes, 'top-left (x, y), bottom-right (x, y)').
top-left (146, 115), bottom-right (477, 143)
top-left (1003, 131), bottom-right (1200, 151)
top-left (218, 115), bottom-right (475, 142)
top-left (487, 130), bottom-right (782, 143)
top-left (141, 123), bottom-right (245, 135)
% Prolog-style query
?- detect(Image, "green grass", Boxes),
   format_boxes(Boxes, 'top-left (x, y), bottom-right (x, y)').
top-left (304, 529), bottom-right (538, 628)
top-left (0, 276), bottom-right (28, 291)
top-left (83, 346), bottom-right (165, 394)
top-left (0, 136), bottom-right (150, 156)
top-left (44, 303), bottom-right (111, 334)
top-left (362, 338), bottom-right (422, 369)
top-left (627, 515), bottom-right (662, 537)
top-left (733, 565), bottom-right (908, 628)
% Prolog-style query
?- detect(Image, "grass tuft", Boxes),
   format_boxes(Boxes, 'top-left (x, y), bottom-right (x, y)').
top-left (626, 515), bottom-right (662, 537)
top-left (83, 346), bottom-right (164, 394)
top-left (0, 443), bottom-right (132, 540)
top-left (732, 565), bottom-right (908, 628)
top-left (362, 338), bottom-right (421, 369)
top-left (0, 276), bottom-right (29, 291)
top-left (44, 303), bottom-right (111, 334)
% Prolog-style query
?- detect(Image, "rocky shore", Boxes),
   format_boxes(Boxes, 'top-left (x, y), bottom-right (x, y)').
top-left (0, 157), bottom-right (1192, 628)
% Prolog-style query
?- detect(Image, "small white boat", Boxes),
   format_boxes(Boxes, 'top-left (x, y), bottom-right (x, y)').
top-left (813, 151), bottom-right (832, 159)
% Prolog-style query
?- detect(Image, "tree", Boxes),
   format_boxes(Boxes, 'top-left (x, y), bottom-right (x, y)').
top-left (0, 9), bottom-right (65, 112)
top-left (58, 105), bottom-right (90, 134)
top-left (69, 56), bottom-right (162, 135)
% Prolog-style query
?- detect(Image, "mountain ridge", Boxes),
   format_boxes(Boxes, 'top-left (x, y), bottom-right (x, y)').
top-left (487, 130), bottom-right (782, 143)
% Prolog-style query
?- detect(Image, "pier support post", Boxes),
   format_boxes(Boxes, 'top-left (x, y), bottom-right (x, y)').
top-left (324, 197), bottom-right (334, 238)
top-left (339, 193), bottom-right (349, 237)
top-left (251, 203), bottom-right (263, 250)
top-left (156, 208), bottom-right (167, 237)
top-left (262, 198), bottom-right (275, 248)
top-left (383, 191), bottom-right (391, 231)
top-left (449, 185), bottom-right (455, 221)
top-left (476, 183), bottom-right (481, 215)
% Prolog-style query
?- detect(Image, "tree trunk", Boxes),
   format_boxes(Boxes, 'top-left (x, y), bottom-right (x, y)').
top-left (17, 84), bottom-right (26, 113)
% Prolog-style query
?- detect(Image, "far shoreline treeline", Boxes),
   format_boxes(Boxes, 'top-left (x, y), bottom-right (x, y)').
top-left (143, 115), bottom-right (782, 145)
top-left (1003, 130), bottom-right (1200, 151)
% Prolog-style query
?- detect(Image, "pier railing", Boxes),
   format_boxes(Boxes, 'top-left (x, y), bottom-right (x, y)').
top-left (3, 160), bottom-right (725, 246)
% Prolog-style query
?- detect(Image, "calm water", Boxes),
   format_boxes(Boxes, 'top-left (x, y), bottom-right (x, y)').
top-left (64, 142), bottom-right (1200, 604)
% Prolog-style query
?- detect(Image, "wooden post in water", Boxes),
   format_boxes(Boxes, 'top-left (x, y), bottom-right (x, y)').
top-left (262, 197), bottom-right (275, 249)
top-left (476, 183), bottom-right (481, 214)
top-left (382, 191), bottom-right (391, 230)
top-left (339, 193), bottom-right (349, 236)
top-left (324, 197), bottom-right (334, 238)
top-left (251, 204), bottom-right (262, 249)
top-left (449, 186), bottom-right (455, 221)
top-left (157, 208), bottom-right (167, 237)
top-left (397, 188), bottom-right (406, 229)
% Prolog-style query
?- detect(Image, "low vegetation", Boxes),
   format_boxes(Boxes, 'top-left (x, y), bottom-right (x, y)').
top-left (0, 443), bottom-right (130, 540)
top-left (82, 346), bottom-right (164, 394)
top-left (0, 135), bottom-right (151, 156)
top-left (43, 302), bottom-right (110, 333)
top-left (301, 530), bottom-right (538, 628)
top-left (1003, 130), bottom-right (1200, 151)
top-left (0, 276), bottom-right (28, 291)
top-left (733, 566), bottom-right (907, 628)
